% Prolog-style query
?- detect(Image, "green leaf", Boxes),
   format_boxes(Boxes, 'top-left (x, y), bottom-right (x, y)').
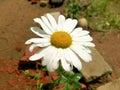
top-left (64, 83), bottom-right (70, 90)
top-left (23, 70), bottom-right (29, 75)
top-left (36, 83), bottom-right (43, 90)
top-left (72, 82), bottom-right (81, 89)
top-left (60, 77), bottom-right (67, 83)
top-left (74, 73), bottom-right (82, 82)
top-left (34, 73), bottom-right (40, 80)
top-left (48, 78), bottom-right (61, 90)
top-left (69, 73), bottom-right (82, 82)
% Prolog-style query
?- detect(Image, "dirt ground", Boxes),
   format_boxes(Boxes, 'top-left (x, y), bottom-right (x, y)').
top-left (0, 0), bottom-right (120, 89)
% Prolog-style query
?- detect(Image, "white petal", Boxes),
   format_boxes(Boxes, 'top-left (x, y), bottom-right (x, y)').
top-left (72, 41), bottom-right (95, 47)
top-left (43, 46), bottom-right (59, 72)
top-left (47, 60), bottom-right (58, 72)
top-left (72, 35), bottom-right (93, 42)
top-left (70, 27), bottom-right (83, 36)
top-left (63, 18), bottom-right (72, 32)
top-left (61, 58), bottom-right (71, 72)
top-left (29, 46), bottom-right (51, 61)
top-left (25, 38), bottom-right (41, 44)
top-left (85, 48), bottom-right (92, 53)
top-left (79, 50), bottom-right (92, 62)
top-left (42, 58), bottom-right (49, 66)
top-left (51, 49), bottom-right (60, 70)
top-left (71, 30), bottom-right (89, 37)
top-left (29, 44), bottom-right (38, 52)
top-left (41, 16), bottom-right (54, 32)
top-left (52, 60), bottom-right (59, 70)
top-left (60, 49), bottom-right (71, 72)
top-left (72, 42), bottom-right (92, 53)
top-left (68, 19), bottom-right (78, 33)
top-left (37, 42), bottom-right (51, 47)
top-left (47, 64), bottom-right (55, 72)
top-left (79, 30), bottom-right (90, 36)
top-left (64, 48), bottom-right (82, 71)
top-left (47, 60), bottom-right (55, 72)
top-left (80, 42), bottom-right (95, 47)
top-left (45, 50), bottom-right (55, 71)
top-left (42, 46), bottom-right (59, 66)
top-left (34, 18), bottom-right (52, 34)
top-left (29, 43), bottom-right (50, 52)
top-left (46, 13), bottom-right (57, 31)
top-left (70, 45), bottom-right (92, 62)
top-left (31, 27), bottom-right (49, 37)
top-left (57, 15), bottom-right (65, 30)
top-left (25, 38), bottom-right (50, 44)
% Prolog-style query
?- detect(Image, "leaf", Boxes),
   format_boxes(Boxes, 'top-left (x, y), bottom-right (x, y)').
top-left (23, 70), bottom-right (30, 75)
top-left (48, 78), bottom-right (61, 90)
top-left (36, 83), bottom-right (43, 90)
top-left (34, 73), bottom-right (40, 79)
top-left (72, 82), bottom-right (81, 89)
top-left (74, 73), bottom-right (82, 82)
top-left (69, 73), bottom-right (82, 82)
top-left (64, 83), bottom-right (70, 90)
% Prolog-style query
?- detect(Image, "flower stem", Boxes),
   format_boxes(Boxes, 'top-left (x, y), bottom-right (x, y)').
top-left (49, 72), bottom-right (54, 81)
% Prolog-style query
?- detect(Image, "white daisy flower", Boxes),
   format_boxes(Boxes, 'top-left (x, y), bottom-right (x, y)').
top-left (25, 13), bottom-right (95, 72)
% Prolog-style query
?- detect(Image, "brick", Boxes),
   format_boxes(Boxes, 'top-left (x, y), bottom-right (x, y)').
top-left (97, 78), bottom-right (120, 90)
top-left (81, 48), bottom-right (112, 82)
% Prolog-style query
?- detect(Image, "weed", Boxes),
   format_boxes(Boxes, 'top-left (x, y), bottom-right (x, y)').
top-left (86, 0), bottom-right (110, 17)
top-left (65, 0), bottom-right (81, 19)
top-left (86, 0), bottom-right (120, 32)
top-left (105, 13), bottom-right (120, 30)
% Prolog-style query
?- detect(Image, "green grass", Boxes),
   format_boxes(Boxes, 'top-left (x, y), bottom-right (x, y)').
top-left (65, 0), bottom-right (120, 32)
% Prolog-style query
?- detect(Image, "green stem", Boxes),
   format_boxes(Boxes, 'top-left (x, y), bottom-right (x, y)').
top-left (49, 72), bottom-right (54, 81)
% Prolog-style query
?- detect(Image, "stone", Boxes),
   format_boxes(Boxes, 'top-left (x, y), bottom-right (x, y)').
top-left (49, 0), bottom-right (64, 8)
top-left (97, 78), bottom-right (120, 90)
top-left (40, 0), bottom-right (48, 7)
top-left (78, 18), bottom-right (88, 28)
top-left (81, 48), bottom-right (112, 82)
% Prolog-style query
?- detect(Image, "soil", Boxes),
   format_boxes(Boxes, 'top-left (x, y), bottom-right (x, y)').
top-left (0, 0), bottom-right (120, 90)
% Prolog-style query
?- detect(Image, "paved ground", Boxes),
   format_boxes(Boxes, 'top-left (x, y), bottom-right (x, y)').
top-left (0, 0), bottom-right (65, 89)
top-left (0, 0), bottom-right (63, 60)
top-left (0, 0), bottom-right (120, 89)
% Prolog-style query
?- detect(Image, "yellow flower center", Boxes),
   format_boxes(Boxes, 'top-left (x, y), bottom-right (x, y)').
top-left (50, 31), bottom-right (72, 48)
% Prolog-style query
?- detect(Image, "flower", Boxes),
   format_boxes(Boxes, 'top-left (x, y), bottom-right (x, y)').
top-left (25, 13), bottom-right (95, 72)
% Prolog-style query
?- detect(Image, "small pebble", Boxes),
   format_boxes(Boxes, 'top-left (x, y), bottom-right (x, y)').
top-left (78, 18), bottom-right (88, 27)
